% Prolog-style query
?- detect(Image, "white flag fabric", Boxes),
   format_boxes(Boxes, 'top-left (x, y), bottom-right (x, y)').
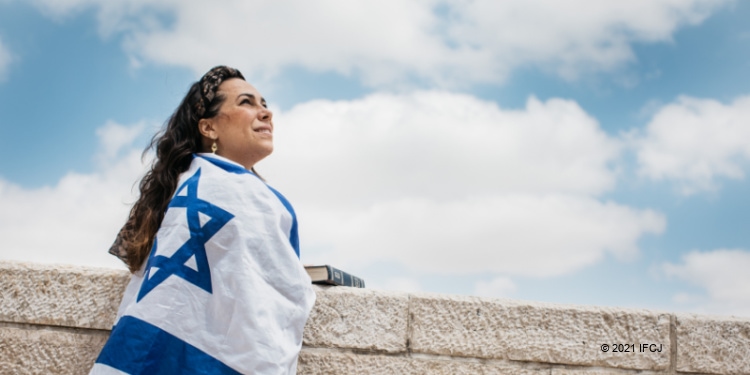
top-left (90, 154), bottom-right (316, 374)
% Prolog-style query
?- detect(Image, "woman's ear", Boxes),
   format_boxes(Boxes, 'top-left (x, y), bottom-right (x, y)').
top-left (198, 119), bottom-right (217, 139)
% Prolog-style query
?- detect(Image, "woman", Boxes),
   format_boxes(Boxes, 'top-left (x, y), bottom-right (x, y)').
top-left (90, 66), bottom-right (315, 374)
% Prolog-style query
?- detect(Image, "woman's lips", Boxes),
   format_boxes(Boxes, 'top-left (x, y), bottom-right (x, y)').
top-left (254, 125), bottom-right (272, 134)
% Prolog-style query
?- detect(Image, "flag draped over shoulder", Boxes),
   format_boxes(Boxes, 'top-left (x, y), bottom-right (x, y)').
top-left (90, 154), bottom-right (316, 375)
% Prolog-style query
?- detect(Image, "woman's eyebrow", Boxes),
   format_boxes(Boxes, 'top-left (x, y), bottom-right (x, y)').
top-left (238, 93), bottom-right (256, 101)
top-left (238, 93), bottom-right (267, 107)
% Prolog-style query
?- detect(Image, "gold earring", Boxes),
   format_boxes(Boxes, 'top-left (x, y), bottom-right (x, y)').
top-left (211, 140), bottom-right (218, 154)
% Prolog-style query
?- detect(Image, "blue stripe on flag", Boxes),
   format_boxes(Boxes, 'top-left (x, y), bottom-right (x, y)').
top-left (266, 186), bottom-right (300, 258)
top-left (196, 154), bottom-right (251, 175)
top-left (195, 153), bottom-right (300, 258)
top-left (96, 316), bottom-right (241, 375)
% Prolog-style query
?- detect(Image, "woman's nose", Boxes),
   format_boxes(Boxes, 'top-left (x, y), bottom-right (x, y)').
top-left (259, 107), bottom-right (272, 121)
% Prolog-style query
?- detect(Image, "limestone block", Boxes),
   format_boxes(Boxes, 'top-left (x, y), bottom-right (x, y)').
top-left (0, 261), bottom-right (130, 330)
top-left (410, 293), bottom-right (671, 371)
top-left (0, 324), bottom-right (109, 375)
top-left (303, 286), bottom-right (408, 353)
top-left (675, 313), bottom-right (750, 375)
top-left (297, 349), bottom-right (550, 375)
top-left (551, 367), bottom-right (665, 375)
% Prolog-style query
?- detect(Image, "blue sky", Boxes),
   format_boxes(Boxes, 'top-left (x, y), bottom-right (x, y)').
top-left (1, 0), bottom-right (749, 317)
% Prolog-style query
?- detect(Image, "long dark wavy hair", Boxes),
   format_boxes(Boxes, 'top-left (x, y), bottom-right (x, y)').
top-left (110, 66), bottom-right (251, 273)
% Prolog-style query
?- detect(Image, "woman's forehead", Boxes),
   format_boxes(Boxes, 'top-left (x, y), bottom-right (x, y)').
top-left (218, 78), bottom-right (260, 97)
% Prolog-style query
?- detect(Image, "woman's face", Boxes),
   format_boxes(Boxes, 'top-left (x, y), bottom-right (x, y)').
top-left (200, 78), bottom-right (274, 169)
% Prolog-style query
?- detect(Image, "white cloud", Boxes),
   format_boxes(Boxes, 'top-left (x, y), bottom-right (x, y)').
top-left (260, 92), bottom-right (665, 278)
top-left (297, 194), bottom-right (664, 277)
top-left (29, 0), bottom-right (730, 86)
top-left (264, 92), bottom-right (620, 202)
top-left (0, 121), bottom-right (148, 269)
top-left (635, 95), bottom-right (750, 194)
top-left (439, 0), bottom-right (728, 81)
top-left (95, 120), bottom-right (147, 161)
top-left (663, 249), bottom-right (750, 316)
top-left (0, 37), bottom-right (12, 80)
top-left (474, 276), bottom-right (517, 298)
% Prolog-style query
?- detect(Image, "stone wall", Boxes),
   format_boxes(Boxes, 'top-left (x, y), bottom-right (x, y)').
top-left (1, 261), bottom-right (748, 374)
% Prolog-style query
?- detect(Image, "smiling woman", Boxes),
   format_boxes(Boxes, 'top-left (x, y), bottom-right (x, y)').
top-left (89, 66), bottom-right (315, 374)
top-left (198, 78), bottom-right (275, 171)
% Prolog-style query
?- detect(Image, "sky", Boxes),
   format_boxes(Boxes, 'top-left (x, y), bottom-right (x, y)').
top-left (0, 0), bottom-right (749, 317)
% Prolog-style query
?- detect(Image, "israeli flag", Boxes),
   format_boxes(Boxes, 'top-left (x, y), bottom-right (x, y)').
top-left (91, 154), bottom-right (316, 374)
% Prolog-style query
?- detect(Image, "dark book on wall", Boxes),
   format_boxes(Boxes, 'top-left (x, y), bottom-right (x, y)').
top-left (304, 265), bottom-right (365, 288)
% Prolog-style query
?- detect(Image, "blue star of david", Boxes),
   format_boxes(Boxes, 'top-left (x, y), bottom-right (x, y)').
top-left (137, 168), bottom-right (234, 302)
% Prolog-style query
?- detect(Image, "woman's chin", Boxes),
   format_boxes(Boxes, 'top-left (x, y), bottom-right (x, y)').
top-left (258, 142), bottom-right (273, 157)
